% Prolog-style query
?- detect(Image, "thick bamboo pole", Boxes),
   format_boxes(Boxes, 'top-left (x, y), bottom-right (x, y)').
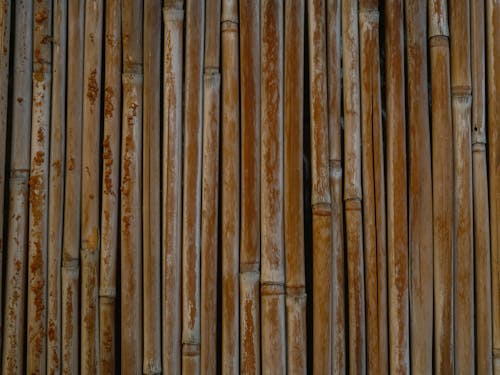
top-left (1, 1), bottom-right (32, 372)
top-left (284, 0), bottom-right (306, 374)
top-left (405, 1), bottom-right (433, 374)
top-left (239, 0), bottom-right (260, 373)
top-left (99, 0), bottom-right (121, 373)
top-left (429, 1), bottom-right (454, 373)
top-left (162, 1), bottom-right (184, 372)
top-left (143, 1), bottom-right (162, 373)
top-left (200, 0), bottom-right (221, 373)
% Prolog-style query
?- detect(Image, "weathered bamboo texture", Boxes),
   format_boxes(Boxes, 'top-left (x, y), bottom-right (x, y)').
top-left (47, 1), bottom-right (66, 373)
top-left (182, 0), bottom-right (205, 372)
top-left (405, 1), bottom-right (433, 374)
top-left (121, 1), bottom-right (143, 373)
top-left (26, 0), bottom-right (52, 372)
top-left (221, 0), bottom-right (240, 372)
top-left (284, 0), bottom-right (306, 374)
top-left (487, 0), bottom-right (500, 372)
top-left (341, 0), bottom-right (366, 372)
top-left (239, 0), bottom-right (261, 373)
top-left (472, 0), bottom-right (493, 373)
top-left (163, 2), bottom-right (184, 372)
top-left (429, 0), bottom-right (454, 373)
top-left (200, 0), bottom-right (220, 373)
top-left (1, 1), bottom-right (32, 372)
top-left (99, 0), bottom-right (121, 373)
top-left (143, 0), bottom-right (162, 373)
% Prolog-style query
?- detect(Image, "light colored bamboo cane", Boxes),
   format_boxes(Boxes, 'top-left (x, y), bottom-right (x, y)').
top-left (405, 1), bottom-right (433, 374)
top-left (284, 0), bottom-right (306, 374)
top-left (429, 1), bottom-right (454, 373)
top-left (1, 1), bottom-right (32, 372)
top-left (163, 2), bottom-right (184, 372)
top-left (472, 0), bottom-right (493, 373)
top-left (341, 0), bottom-right (366, 372)
top-left (47, 1), bottom-right (67, 373)
top-left (200, 0), bottom-right (221, 373)
top-left (143, 1), bottom-right (162, 373)
top-left (98, 0), bottom-right (121, 373)
top-left (239, 0), bottom-right (260, 373)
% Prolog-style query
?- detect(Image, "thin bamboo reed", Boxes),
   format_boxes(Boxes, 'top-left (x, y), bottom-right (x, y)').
top-left (429, 0), bottom-right (454, 373)
top-left (239, 0), bottom-right (261, 373)
top-left (162, 2), bottom-right (184, 372)
top-left (2, 2), bottom-right (32, 373)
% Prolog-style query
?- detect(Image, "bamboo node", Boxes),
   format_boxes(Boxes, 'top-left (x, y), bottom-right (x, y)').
top-left (221, 20), bottom-right (238, 33)
top-left (261, 283), bottom-right (285, 296)
top-left (163, 8), bottom-right (184, 22)
top-left (240, 263), bottom-right (259, 274)
top-left (182, 343), bottom-right (200, 356)
top-left (203, 71), bottom-right (221, 88)
top-left (312, 202), bottom-right (332, 216)
top-left (9, 169), bottom-right (29, 179)
top-left (99, 287), bottom-right (116, 298)
top-left (451, 86), bottom-right (472, 97)
top-left (286, 285), bottom-right (306, 297)
top-left (344, 198), bottom-right (362, 211)
top-left (429, 35), bottom-right (449, 48)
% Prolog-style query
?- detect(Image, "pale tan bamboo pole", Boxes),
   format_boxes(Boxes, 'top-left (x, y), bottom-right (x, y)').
top-left (341, 0), bottom-right (366, 372)
top-left (98, 0), bottom-right (121, 373)
top-left (47, 0), bottom-right (67, 373)
top-left (239, 0), bottom-right (260, 373)
top-left (472, 0), bottom-right (493, 373)
top-left (405, 1), bottom-right (433, 374)
top-left (143, 0), bottom-right (162, 373)
top-left (221, 0), bottom-right (240, 372)
top-left (1, 1), bottom-right (32, 372)
top-left (163, 1), bottom-right (184, 372)
top-left (200, 0), bottom-right (221, 373)
top-left (284, 0), bottom-right (306, 374)
top-left (429, 0), bottom-right (454, 373)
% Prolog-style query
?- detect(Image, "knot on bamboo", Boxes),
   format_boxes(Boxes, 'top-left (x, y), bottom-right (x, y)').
top-left (163, 8), bottom-right (184, 22)
top-left (472, 133), bottom-right (487, 146)
top-left (182, 343), bottom-right (200, 356)
top-left (240, 262), bottom-right (259, 274)
top-left (99, 286), bottom-right (116, 298)
top-left (122, 71), bottom-right (143, 83)
top-left (344, 198), bottom-right (362, 211)
top-left (312, 202), bottom-right (331, 216)
top-left (359, 8), bottom-right (379, 22)
top-left (286, 285), bottom-right (306, 297)
top-left (9, 169), bottom-right (29, 180)
top-left (221, 19), bottom-right (238, 33)
top-left (261, 283), bottom-right (285, 296)
top-left (62, 259), bottom-right (79, 270)
top-left (429, 35), bottom-right (449, 48)
top-left (203, 71), bottom-right (221, 88)
top-left (451, 86), bottom-right (472, 97)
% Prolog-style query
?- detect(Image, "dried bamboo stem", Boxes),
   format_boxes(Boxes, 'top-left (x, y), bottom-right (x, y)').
top-left (429, 1), bottom-right (454, 373)
top-left (1, 1), bottom-right (32, 372)
top-left (162, 2), bottom-right (184, 372)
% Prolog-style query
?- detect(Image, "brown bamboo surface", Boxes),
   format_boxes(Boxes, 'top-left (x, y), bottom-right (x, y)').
top-left (0, 1), bottom-right (498, 373)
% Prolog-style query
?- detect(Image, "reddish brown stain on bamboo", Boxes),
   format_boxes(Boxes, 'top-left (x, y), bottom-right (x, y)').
top-left (34, 151), bottom-right (44, 165)
top-left (63, 284), bottom-right (73, 374)
top-left (37, 127), bottom-right (44, 143)
top-left (35, 9), bottom-right (48, 23)
top-left (104, 86), bottom-right (114, 119)
top-left (52, 160), bottom-right (61, 176)
top-left (242, 297), bottom-right (256, 373)
top-left (68, 157), bottom-right (75, 171)
top-left (103, 135), bottom-right (114, 194)
top-left (17, 97), bottom-right (23, 103)
top-left (87, 69), bottom-right (99, 105)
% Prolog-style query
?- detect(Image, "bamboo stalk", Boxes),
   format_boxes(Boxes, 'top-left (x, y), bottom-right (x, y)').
top-left (405, 1), bottom-right (433, 374)
top-left (98, 0), bottom-right (121, 373)
top-left (239, 0), bottom-right (260, 373)
top-left (284, 0), bottom-right (306, 374)
top-left (1, 1), bottom-right (32, 373)
top-left (429, 0), bottom-right (454, 373)
top-left (162, 2), bottom-right (184, 372)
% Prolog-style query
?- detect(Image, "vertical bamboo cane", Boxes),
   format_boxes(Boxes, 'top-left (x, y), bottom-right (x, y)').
top-left (221, 0), bottom-right (240, 372)
top-left (143, 0), bottom-right (162, 373)
top-left (341, 0), bottom-right (366, 372)
top-left (239, 0), bottom-right (261, 373)
top-left (200, 0), bottom-right (221, 373)
top-left (284, 0), bottom-right (306, 374)
top-left (472, 0), bottom-right (493, 373)
top-left (1, 1), bottom-right (32, 372)
top-left (99, 0), bottom-right (121, 373)
top-left (405, 1), bottom-right (434, 373)
top-left (429, 1), bottom-right (454, 373)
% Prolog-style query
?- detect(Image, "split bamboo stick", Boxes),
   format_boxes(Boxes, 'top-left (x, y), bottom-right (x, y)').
top-left (143, 0), bottom-right (162, 373)
top-left (239, 0), bottom-right (261, 372)
top-left (221, 0), bottom-right (241, 372)
top-left (99, 0), bottom-right (121, 373)
top-left (284, 0), bottom-right (306, 373)
top-left (472, 0), bottom-right (493, 373)
top-left (429, 0), bottom-right (454, 373)
top-left (162, 1), bottom-right (184, 372)
top-left (405, 1), bottom-right (433, 373)
top-left (200, 0), bottom-right (221, 373)
top-left (1, 1), bottom-right (32, 372)
top-left (341, 0), bottom-right (366, 372)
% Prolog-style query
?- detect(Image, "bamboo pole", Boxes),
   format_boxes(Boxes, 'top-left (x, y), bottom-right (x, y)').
top-left (239, 0), bottom-right (261, 373)
top-left (162, 1), bottom-right (184, 372)
top-left (200, 0), bottom-right (221, 373)
top-left (341, 0), bottom-right (366, 372)
top-left (143, 0), bottom-right (162, 373)
top-left (221, 0), bottom-right (241, 372)
top-left (1, 1), bottom-right (32, 372)
top-left (472, 0), bottom-right (493, 373)
top-left (429, 0), bottom-right (454, 373)
top-left (284, 0), bottom-right (306, 374)
top-left (99, 0), bottom-right (121, 373)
